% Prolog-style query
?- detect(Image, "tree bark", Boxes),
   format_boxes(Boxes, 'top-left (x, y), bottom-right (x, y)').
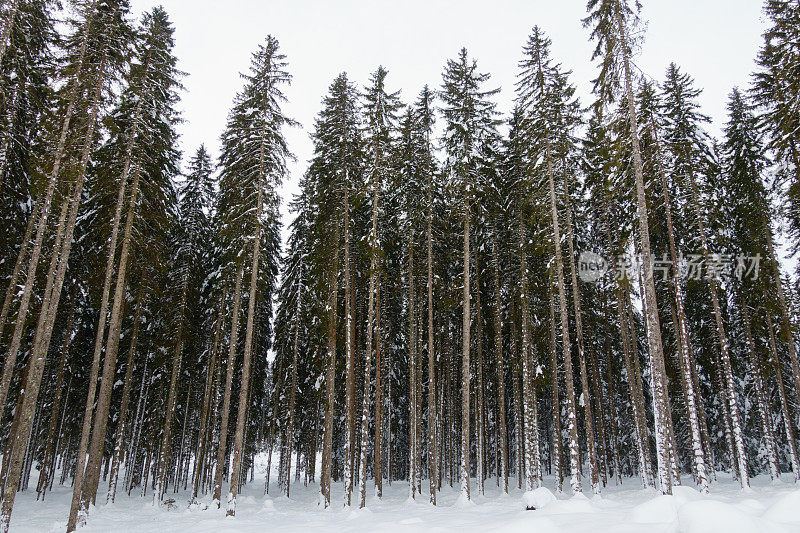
top-left (766, 312), bottom-right (800, 481)
top-left (459, 198), bottom-right (471, 501)
top-left (616, 2), bottom-right (672, 494)
top-left (492, 235), bottom-right (507, 493)
top-left (107, 290), bottom-right (144, 503)
top-left (213, 262), bottom-right (244, 505)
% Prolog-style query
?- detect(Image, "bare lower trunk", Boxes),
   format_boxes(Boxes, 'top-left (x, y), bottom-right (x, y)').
top-left (319, 221), bottom-right (340, 508)
top-left (548, 274), bottom-right (562, 492)
top-left (427, 176), bottom-right (438, 504)
top-left (684, 168), bottom-right (749, 488)
top-left (767, 312), bottom-right (800, 481)
top-left (616, 3), bottom-right (671, 495)
top-left (492, 236), bottom-right (507, 493)
top-left (192, 286), bottom-right (227, 500)
top-left (562, 172), bottom-right (600, 494)
top-left (460, 200), bottom-right (471, 501)
top-left (343, 186), bottom-right (355, 507)
top-left (213, 263), bottom-right (244, 505)
top-left (36, 301), bottom-right (76, 499)
top-left (546, 147), bottom-right (581, 494)
top-left (155, 273), bottom-right (190, 502)
top-left (107, 291), bottom-right (144, 503)
top-left (741, 302), bottom-right (779, 480)
top-left (286, 278), bottom-right (301, 499)
top-left (519, 211), bottom-right (536, 492)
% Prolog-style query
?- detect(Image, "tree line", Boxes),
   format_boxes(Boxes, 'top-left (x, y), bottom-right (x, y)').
top-left (0, 0), bottom-right (798, 530)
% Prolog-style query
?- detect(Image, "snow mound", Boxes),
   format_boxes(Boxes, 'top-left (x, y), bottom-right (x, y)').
top-left (261, 498), bottom-right (275, 511)
top-left (677, 500), bottom-right (785, 533)
top-left (538, 492), bottom-right (596, 515)
top-left (763, 489), bottom-right (800, 524)
top-left (522, 487), bottom-right (557, 510)
top-left (629, 495), bottom-right (680, 524)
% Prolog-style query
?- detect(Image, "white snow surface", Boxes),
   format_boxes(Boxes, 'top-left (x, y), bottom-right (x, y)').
top-left (12, 455), bottom-right (800, 532)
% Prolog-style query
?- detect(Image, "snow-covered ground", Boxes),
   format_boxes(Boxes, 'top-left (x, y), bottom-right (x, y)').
top-left (12, 456), bottom-right (800, 533)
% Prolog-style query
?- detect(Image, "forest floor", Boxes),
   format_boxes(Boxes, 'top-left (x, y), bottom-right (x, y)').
top-left (12, 455), bottom-right (800, 533)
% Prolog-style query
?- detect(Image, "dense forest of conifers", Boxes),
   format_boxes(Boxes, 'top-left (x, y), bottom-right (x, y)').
top-left (0, 0), bottom-right (799, 530)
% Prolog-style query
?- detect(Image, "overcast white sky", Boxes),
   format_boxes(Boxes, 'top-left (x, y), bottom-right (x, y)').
top-left (128, 0), bottom-right (769, 235)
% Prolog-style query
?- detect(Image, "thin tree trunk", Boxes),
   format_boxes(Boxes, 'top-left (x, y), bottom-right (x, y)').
top-left (519, 209), bottom-right (536, 492)
top-left (562, 171), bottom-right (600, 494)
top-left (319, 220), bottom-right (340, 508)
top-left (343, 179), bottom-right (355, 507)
top-left (154, 273), bottom-right (190, 502)
top-left (683, 167), bottom-right (749, 488)
top-left (36, 300), bottom-right (76, 499)
top-left (767, 312), bottom-right (800, 481)
top-left (765, 216), bottom-right (800, 411)
top-left (616, 2), bottom-right (672, 494)
top-left (408, 247), bottom-right (417, 500)
top-left (227, 222), bottom-right (261, 511)
top-left (192, 286), bottom-right (227, 500)
top-left (492, 235), bottom-right (507, 493)
top-left (548, 273), bottom-right (563, 492)
top-left (11, 46), bottom-right (107, 533)
top-left (741, 301), bottom-right (779, 480)
top-left (652, 118), bottom-right (708, 492)
top-left (107, 290), bottom-right (144, 503)
top-left (286, 277), bottom-right (301, 499)
top-left (213, 263), bottom-right (244, 505)
top-left (426, 167), bottom-right (437, 504)
top-left (459, 199), bottom-right (471, 501)
top-left (545, 148), bottom-right (581, 494)
top-left (374, 281), bottom-right (383, 497)
top-left (0, 0), bottom-right (99, 422)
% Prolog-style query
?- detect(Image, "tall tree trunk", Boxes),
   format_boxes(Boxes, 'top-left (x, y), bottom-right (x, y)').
top-left (426, 168), bottom-right (437, 504)
top-left (408, 246), bottom-right (417, 500)
top-left (228, 193), bottom-right (264, 514)
top-left (73, 47), bottom-right (155, 527)
top-left (343, 180), bottom-right (355, 507)
top-left (107, 290), bottom-right (144, 503)
top-left (319, 221), bottom-right (340, 508)
top-left (374, 281), bottom-right (383, 497)
top-left (0, 0), bottom-right (99, 421)
top-left (286, 277), bottom-right (301, 499)
top-left (475, 264), bottom-right (485, 495)
top-left (741, 301), bottom-right (779, 480)
top-left (652, 119), bottom-right (708, 492)
top-left (492, 235), bottom-right (507, 493)
top-left (154, 272), bottom-right (190, 502)
top-left (519, 209), bottom-right (537, 492)
top-left (616, 2), bottom-right (672, 494)
top-left (192, 285), bottom-right (227, 501)
top-left (562, 171), bottom-right (600, 494)
top-left (545, 146), bottom-right (581, 494)
top-left (767, 312), bottom-right (800, 481)
top-left (11, 47), bottom-right (106, 533)
top-left (213, 263), bottom-right (244, 505)
top-left (358, 162), bottom-right (380, 508)
top-left (79, 137), bottom-right (144, 513)
top-left (459, 199), bottom-right (471, 501)
top-left (548, 273), bottom-right (562, 492)
top-left (36, 299), bottom-right (76, 499)
top-left (765, 216), bottom-right (800, 409)
top-left (683, 168), bottom-right (749, 488)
